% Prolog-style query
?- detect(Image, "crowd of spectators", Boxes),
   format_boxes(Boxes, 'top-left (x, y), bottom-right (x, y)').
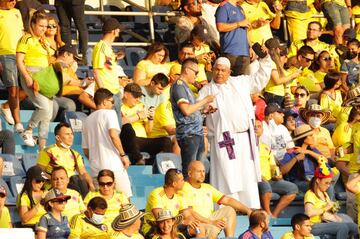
top-left (1, 0), bottom-right (360, 238)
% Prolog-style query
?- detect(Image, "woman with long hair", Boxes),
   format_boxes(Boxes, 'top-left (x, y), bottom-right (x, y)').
top-left (18, 166), bottom-right (48, 228)
top-left (133, 42), bottom-right (171, 86)
top-left (152, 210), bottom-right (186, 239)
top-left (44, 15), bottom-right (63, 63)
top-left (291, 85), bottom-right (310, 126)
top-left (309, 51), bottom-right (334, 91)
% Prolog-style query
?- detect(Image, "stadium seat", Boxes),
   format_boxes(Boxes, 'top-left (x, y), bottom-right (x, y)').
top-left (1, 154), bottom-right (26, 180)
top-left (22, 153), bottom-right (38, 172)
top-left (129, 174), bottom-right (164, 188)
top-left (0, 228), bottom-right (35, 239)
top-left (9, 176), bottom-right (25, 198)
top-left (154, 153), bottom-right (182, 174)
top-left (131, 196), bottom-right (147, 210)
top-left (125, 47), bottom-right (147, 66)
top-left (132, 185), bottom-right (156, 197)
top-left (15, 145), bottom-right (38, 155)
top-left (128, 165), bottom-right (152, 176)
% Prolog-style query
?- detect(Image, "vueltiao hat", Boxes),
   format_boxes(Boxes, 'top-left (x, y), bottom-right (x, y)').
top-left (112, 204), bottom-right (148, 231)
top-left (292, 124), bottom-right (314, 142)
top-left (344, 85), bottom-right (360, 106)
top-left (299, 100), bottom-right (331, 124)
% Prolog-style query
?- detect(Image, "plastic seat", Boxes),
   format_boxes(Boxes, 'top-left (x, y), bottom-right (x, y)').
top-left (129, 174), bottom-right (164, 187)
top-left (19, 110), bottom-right (34, 123)
top-left (131, 196), bottom-right (147, 210)
top-left (128, 165), bottom-right (152, 176)
top-left (9, 176), bottom-right (25, 198)
top-left (22, 153), bottom-right (38, 172)
top-left (155, 153), bottom-right (182, 174)
top-left (15, 145), bottom-right (38, 154)
top-left (125, 47), bottom-right (147, 66)
top-left (1, 154), bottom-right (26, 180)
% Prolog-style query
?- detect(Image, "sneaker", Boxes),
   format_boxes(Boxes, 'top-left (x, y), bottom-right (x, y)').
top-left (21, 130), bottom-right (36, 147)
top-left (14, 123), bottom-right (24, 133)
top-left (0, 106), bottom-right (14, 125)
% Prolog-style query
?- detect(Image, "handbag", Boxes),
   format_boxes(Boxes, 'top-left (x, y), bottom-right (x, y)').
top-left (322, 212), bottom-right (354, 223)
top-left (31, 62), bottom-right (63, 98)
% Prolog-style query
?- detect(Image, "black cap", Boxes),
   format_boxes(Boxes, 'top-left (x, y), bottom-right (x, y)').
top-left (343, 28), bottom-right (356, 40)
top-left (102, 17), bottom-right (122, 33)
top-left (283, 110), bottom-right (298, 121)
top-left (265, 103), bottom-right (284, 116)
top-left (58, 45), bottom-right (81, 61)
top-left (191, 24), bottom-right (208, 41)
top-left (124, 83), bottom-right (145, 98)
top-left (26, 166), bottom-right (48, 181)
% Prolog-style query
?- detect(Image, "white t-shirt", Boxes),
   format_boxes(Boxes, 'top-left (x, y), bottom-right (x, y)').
top-left (260, 120), bottom-right (294, 162)
top-left (82, 109), bottom-right (123, 175)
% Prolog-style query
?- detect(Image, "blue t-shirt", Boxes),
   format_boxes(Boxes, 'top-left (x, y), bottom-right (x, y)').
top-left (37, 213), bottom-right (70, 239)
top-left (216, 2), bottom-right (249, 57)
top-left (341, 60), bottom-right (360, 87)
top-left (141, 86), bottom-right (165, 109)
top-left (238, 229), bottom-right (274, 239)
top-left (170, 79), bottom-right (203, 140)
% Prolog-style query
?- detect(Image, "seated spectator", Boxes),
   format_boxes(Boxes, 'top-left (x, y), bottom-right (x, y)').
top-left (36, 189), bottom-right (71, 239)
top-left (238, 209), bottom-right (273, 239)
top-left (299, 102), bottom-right (335, 161)
top-left (341, 39), bottom-right (360, 89)
top-left (151, 210), bottom-right (186, 239)
top-left (346, 172), bottom-right (360, 228)
top-left (291, 85), bottom-right (310, 126)
top-left (182, 161), bottom-right (251, 238)
top-left (304, 165), bottom-right (358, 239)
top-left (251, 93), bottom-right (266, 121)
top-left (120, 83), bottom-right (172, 165)
top-left (255, 119), bottom-right (298, 218)
top-left (281, 213), bottom-right (314, 239)
top-left (141, 73), bottom-right (169, 109)
top-left (44, 15), bottom-right (63, 62)
top-left (84, 169), bottom-right (129, 228)
top-left (241, 0), bottom-right (282, 45)
top-left (319, 72), bottom-right (343, 124)
top-left (37, 122), bottom-right (94, 195)
top-left (320, 0), bottom-right (351, 45)
top-left (50, 166), bottom-right (86, 221)
top-left (283, 111), bottom-right (298, 136)
top-left (260, 103), bottom-right (294, 162)
top-left (280, 124), bottom-right (323, 193)
top-left (133, 42), bottom-right (171, 86)
top-left (69, 197), bottom-right (111, 239)
top-left (0, 186), bottom-right (11, 228)
top-left (309, 51), bottom-right (334, 92)
top-left (142, 168), bottom-right (205, 239)
top-left (18, 166), bottom-right (48, 229)
top-left (111, 203), bottom-right (146, 239)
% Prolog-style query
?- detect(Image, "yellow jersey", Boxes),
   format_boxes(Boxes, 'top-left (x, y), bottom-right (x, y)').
top-left (121, 102), bottom-right (148, 138)
top-left (135, 59), bottom-right (171, 86)
top-left (320, 90), bottom-right (343, 119)
top-left (281, 231), bottom-right (315, 239)
top-left (259, 142), bottom-right (276, 181)
top-left (111, 232), bottom-right (144, 239)
top-left (69, 213), bottom-right (111, 239)
top-left (148, 100), bottom-right (175, 138)
top-left (0, 8), bottom-right (23, 55)
top-left (19, 192), bottom-right (46, 225)
top-left (348, 123), bottom-right (360, 174)
top-left (0, 206), bottom-right (11, 228)
top-left (62, 189), bottom-right (86, 222)
top-left (304, 190), bottom-right (331, 224)
top-left (16, 33), bottom-right (49, 68)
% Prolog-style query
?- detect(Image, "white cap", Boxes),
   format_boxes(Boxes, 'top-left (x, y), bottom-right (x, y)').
top-left (214, 57), bottom-right (231, 68)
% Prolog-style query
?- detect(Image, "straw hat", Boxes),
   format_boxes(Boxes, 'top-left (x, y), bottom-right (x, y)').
top-left (344, 85), bottom-right (360, 106)
top-left (292, 124), bottom-right (314, 141)
top-left (112, 204), bottom-right (148, 231)
top-left (155, 210), bottom-right (183, 224)
top-left (299, 100), bottom-right (331, 124)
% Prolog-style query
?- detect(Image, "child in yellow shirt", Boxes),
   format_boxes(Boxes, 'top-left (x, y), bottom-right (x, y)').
top-left (0, 186), bottom-right (11, 228)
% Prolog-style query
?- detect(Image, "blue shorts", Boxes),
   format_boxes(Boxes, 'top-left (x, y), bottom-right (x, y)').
top-left (258, 179), bottom-right (298, 195)
top-left (322, 2), bottom-right (350, 27)
top-left (0, 55), bottom-right (19, 87)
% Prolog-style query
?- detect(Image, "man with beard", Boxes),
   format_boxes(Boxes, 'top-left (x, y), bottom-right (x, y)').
top-left (175, 0), bottom-right (218, 46)
top-left (239, 210), bottom-right (273, 239)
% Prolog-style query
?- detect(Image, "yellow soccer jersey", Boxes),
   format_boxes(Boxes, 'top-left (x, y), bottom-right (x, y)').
top-left (16, 33), bottom-right (49, 68)
top-left (84, 191), bottom-right (129, 225)
top-left (348, 123), bottom-right (360, 174)
top-left (258, 142), bottom-right (276, 181)
top-left (148, 100), bottom-right (175, 138)
top-left (37, 144), bottom-right (85, 178)
top-left (62, 189), bottom-right (86, 222)
top-left (135, 59), bottom-right (171, 86)
top-left (142, 187), bottom-right (188, 235)
top-left (288, 39), bottom-right (331, 58)
top-left (69, 214), bottom-right (111, 239)
top-left (19, 192), bottom-right (46, 225)
top-left (111, 232), bottom-right (144, 239)
top-left (92, 40), bottom-right (120, 94)
top-left (304, 190), bottom-right (331, 224)
top-left (297, 68), bottom-right (321, 93)
top-left (0, 8), bottom-right (23, 55)
top-left (121, 102), bottom-right (148, 138)
top-left (281, 231), bottom-right (315, 239)
top-left (0, 206), bottom-right (11, 228)
top-left (320, 90), bottom-right (343, 119)
top-left (181, 182), bottom-right (224, 218)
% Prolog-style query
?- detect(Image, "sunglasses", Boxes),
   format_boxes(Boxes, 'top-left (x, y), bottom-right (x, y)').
top-left (188, 67), bottom-right (199, 76)
top-left (99, 181), bottom-right (114, 187)
top-left (47, 25), bottom-right (57, 29)
top-left (321, 57), bottom-right (331, 61)
top-left (35, 179), bottom-right (45, 184)
top-left (294, 93), bottom-right (307, 98)
top-left (302, 55), bottom-right (314, 63)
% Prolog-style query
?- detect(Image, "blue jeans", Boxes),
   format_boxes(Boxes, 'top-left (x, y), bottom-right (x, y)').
top-left (178, 135), bottom-right (205, 178)
top-left (311, 221), bottom-right (358, 239)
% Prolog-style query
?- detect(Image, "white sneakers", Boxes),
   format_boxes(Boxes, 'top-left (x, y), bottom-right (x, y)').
top-left (14, 123), bottom-right (24, 133)
top-left (0, 106), bottom-right (14, 125)
top-left (21, 130), bottom-right (36, 147)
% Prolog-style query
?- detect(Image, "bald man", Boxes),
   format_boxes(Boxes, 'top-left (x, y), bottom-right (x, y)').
top-left (198, 55), bottom-right (273, 208)
top-left (182, 161), bottom-right (252, 239)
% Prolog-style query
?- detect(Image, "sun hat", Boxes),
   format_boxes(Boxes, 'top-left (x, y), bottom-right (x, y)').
top-left (44, 189), bottom-right (71, 204)
top-left (299, 100), bottom-right (331, 124)
top-left (155, 210), bottom-right (183, 224)
top-left (344, 85), bottom-right (360, 106)
top-left (112, 204), bottom-right (148, 231)
top-left (292, 124), bottom-right (314, 141)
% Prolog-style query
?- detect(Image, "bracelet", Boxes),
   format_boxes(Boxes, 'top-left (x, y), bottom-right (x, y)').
top-left (120, 154), bottom-right (126, 157)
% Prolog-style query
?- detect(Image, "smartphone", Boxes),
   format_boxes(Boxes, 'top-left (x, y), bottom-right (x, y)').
top-left (252, 43), bottom-right (267, 59)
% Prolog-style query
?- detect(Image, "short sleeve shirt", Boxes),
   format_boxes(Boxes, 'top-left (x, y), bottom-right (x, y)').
top-left (0, 8), bottom-right (23, 55)
top-left (239, 229), bottom-right (274, 239)
top-left (112, 232), bottom-right (144, 239)
top-left (121, 102), bottom-right (148, 138)
top-left (259, 142), bottom-right (276, 181)
top-left (281, 231), bottom-right (315, 239)
top-left (0, 206), bottom-right (11, 228)
top-left (135, 60), bottom-right (171, 86)
top-left (181, 182), bottom-right (224, 218)
top-left (348, 123), bottom-right (360, 174)
top-left (170, 79), bottom-right (203, 140)
top-left (148, 100), bottom-right (176, 138)
top-left (142, 187), bottom-right (188, 235)
top-left (62, 189), bottom-right (86, 222)
top-left (216, 2), bottom-right (249, 56)
top-left (313, 127), bottom-right (335, 159)
top-left (69, 214), bottom-right (110, 239)
top-left (341, 60), bottom-right (360, 87)
top-left (37, 213), bottom-right (70, 239)
top-left (304, 190), bottom-right (331, 224)
top-left (20, 192), bottom-right (47, 225)
top-left (16, 33), bottom-right (49, 68)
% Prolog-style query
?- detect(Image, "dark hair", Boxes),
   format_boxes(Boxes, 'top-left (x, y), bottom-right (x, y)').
top-left (18, 169), bottom-right (42, 208)
top-left (347, 39), bottom-right (360, 47)
top-left (295, 85), bottom-right (310, 96)
top-left (88, 196), bottom-right (107, 210)
top-left (179, 41), bottom-right (195, 52)
top-left (181, 58), bottom-right (198, 73)
top-left (323, 72), bottom-right (341, 90)
top-left (348, 107), bottom-right (359, 123)
top-left (30, 10), bottom-right (48, 28)
top-left (94, 88), bottom-right (114, 106)
top-left (249, 209), bottom-right (267, 229)
top-left (180, 0), bottom-right (192, 12)
top-left (52, 166), bottom-right (68, 177)
top-left (145, 42), bottom-right (169, 64)
top-left (54, 122), bottom-right (72, 136)
top-left (151, 73), bottom-right (169, 87)
top-left (164, 168), bottom-right (182, 186)
top-left (298, 46), bottom-right (315, 58)
top-left (291, 213), bottom-right (310, 230)
top-left (309, 50), bottom-right (329, 72)
top-left (97, 169), bottom-right (115, 182)
top-left (308, 21), bottom-right (322, 31)
top-left (47, 15), bottom-right (62, 49)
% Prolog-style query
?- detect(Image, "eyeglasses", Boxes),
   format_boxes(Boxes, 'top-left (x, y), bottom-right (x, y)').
top-left (47, 25), bottom-right (57, 29)
top-left (35, 179), bottom-right (45, 184)
top-left (321, 57), bottom-right (331, 61)
top-left (188, 67), bottom-right (199, 76)
top-left (52, 199), bottom-right (67, 204)
top-left (99, 181), bottom-right (114, 187)
top-left (294, 93), bottom-right (306, 98)
top-left (301, 55), bottom-right (314, 63)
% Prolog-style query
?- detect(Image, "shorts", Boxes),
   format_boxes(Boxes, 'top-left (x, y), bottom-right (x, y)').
top-left (204, 206), bottom-right (236, 238)
top-left (258, 179), bottom-right (299, 195)
top-left (0, 55), bottom-right (19, 87)
top-left (322, 2), bottom-right (350, 27)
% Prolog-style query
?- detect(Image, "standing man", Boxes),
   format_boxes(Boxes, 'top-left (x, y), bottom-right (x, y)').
top-left (170, 58), bottom-right (215, 177)
top-left (198, 56), bottom-right (272, 208)
top-left (82, 88), bottom-right (132, 197)
top-left (55, 0), bottom-right (88, 64)
top-left (215, 0), bottom-right (252, 75)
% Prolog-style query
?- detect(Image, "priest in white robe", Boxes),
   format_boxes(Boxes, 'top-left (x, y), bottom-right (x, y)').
top-left (198, 55), bottom-right (273, 208)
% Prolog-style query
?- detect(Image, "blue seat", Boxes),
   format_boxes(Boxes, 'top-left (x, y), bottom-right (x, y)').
top-left (128, 165), bottom-right (152, 176)
top-left (1, 154), bottom-right (26, 180)
top-left (0, 177), bottom-right (16, 205)
top-left (125, 47), bottom-right (147, 66)
top-left (270, 217), bottom-right (291, 226)
top-left (9, 176), bottom-right (25, 198)
top-left (22, 153), bottom-right (38, 172)
top-left (269, 226), bottom-right (293, 238)
top-left (19, 110), bottom-right (34, 122)
top-left (132, 185), bottom-right (156, 197)
top-left (130, 174), bottom-right (164, 187)
top-left (131, 196), bottom-right (147, 210)
top-left (155, 153), bottom-right (182, 174)
top-left (65, 111), bottom-right (88, 132)
top-left (15, 145), bottom-right (38, 154)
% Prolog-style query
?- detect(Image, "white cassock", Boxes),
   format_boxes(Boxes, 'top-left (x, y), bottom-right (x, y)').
top-left (198, 55), bottom-right (273, 208)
